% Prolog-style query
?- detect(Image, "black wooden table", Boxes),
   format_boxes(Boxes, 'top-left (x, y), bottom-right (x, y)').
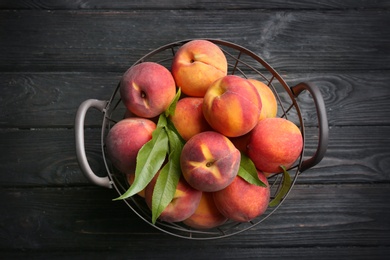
top-left (1, 1), bottom-right (390, 259)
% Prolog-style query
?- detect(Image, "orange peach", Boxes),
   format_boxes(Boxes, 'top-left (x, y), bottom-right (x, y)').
top-left (247, 117), bottom-right (303, 173)
top-left (180, 131), bottom-right (241, 192)
top-left (170, 97), bottom-right (212, 141)
top-left (248, 79), bottom-right (278, 120)
top-left (213, 171), bottom-right (270, 222)
top-left (105, 118), bottom-right (156, 174)
top-left (145, 175), bottom-right (202, 223)
top-left (171, 40), bottom-right (228, 97)
top-left (120, 62), bottom-right (176, 118)
top-left (202, 75), bottom-right (262, 137)
top-left (183, 192), bottom-right (228, 229)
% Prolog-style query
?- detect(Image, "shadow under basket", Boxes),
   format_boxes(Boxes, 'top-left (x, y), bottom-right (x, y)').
top-left (75, 39), bottom-right (329, 240)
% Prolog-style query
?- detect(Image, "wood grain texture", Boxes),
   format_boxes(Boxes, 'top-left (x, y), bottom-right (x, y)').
top-left (0, 184), bottom-right (389, 252)
top-left (2, 248), bottom-right (390, 260)
top-left (0, 72), bottom-right (120, 128)
top-left (1, 72), bottom-right (389, 128)
top-left (0, 128), bottom-right (103, 186)
top-left (1, 1), bottom-right (389, 258)
top-left (1, 0), bottom-right (389, 10)
top-left (1, 247), bottom-right (389, 260)
top-left (0, 126), bottom-right (388, 186)
top-left (0, 10), bottom-right (389, 73)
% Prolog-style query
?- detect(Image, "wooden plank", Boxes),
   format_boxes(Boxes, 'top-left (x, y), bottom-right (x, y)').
top-left (1, 0), bottom-right (389, 10)
top-left (1, 247), bottom-right (389, 260)
top-left (0, 128), bottom-right (103, 186)
top-left (0, 184), bottom-right (389, 251)
top-left (283, 72), bottom-right (390, 127)
top-left (1, 71), bottom-right (389, 128)
top-left (301, 126), bottom-right (390, 184)
top-left (0, 126), bottom-right (388, 186)
top-left (0, 72), bottom-right (120, 128)
top-left (0, 10), bottom-right (389, 73)
top-left (1, 2), bottom-right (388, 259)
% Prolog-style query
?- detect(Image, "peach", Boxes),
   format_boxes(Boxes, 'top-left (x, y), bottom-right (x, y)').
top-left (120, 62), bottom-right (176, 118)
top-left (124, 109), bottom-right (159, 124)
top-left (229, 132), bottom-right (251, 154)
top-left (170, 97), bottom-right (212, 141)
top-left (203, 75), bottom-right (262, 137)
top-left (145, 175), bottom-right (202, 223)
top-left (171, 39), bottom-right (228, 97)
top-left (247, 117), bottom-right (303, 173)
top-left (105, 118), bottom-right (156, 174)
top-left (180, 131), bottom-right (241, 192)
top-left (213, 171), bottom-right (270, 222)
top-left (248, 79), bottom-right (278, 120)
top-left (183, 192), bottom-right (228, 229)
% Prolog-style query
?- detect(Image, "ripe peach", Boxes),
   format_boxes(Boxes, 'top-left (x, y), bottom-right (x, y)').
top-left (145, 175), bottom-right (202, 223)
top-left (120, 62), bottom-right (176, 118)
top-left (180, 131), bottom-right (241, 192)
top-left (213, 171), bottom-right (270, 222)
top-left (203, 75), bottom-right (262, 137)
top-left (124, 109), bottom-right (159, 124)
top-left (183, 192), bottom-right (228, 229)
top-left (247, 117), bottom-right (303, 173)
top-left (105, 118), bottom-right (156, 174)
top-left (229, 132), bottom-right (251, 154)
top-left (170, 97), bottom-right (212, 141)
top-left (171, 40), bottom-right (228, 97)
top-left (248, 79), bottom-right (278, 120)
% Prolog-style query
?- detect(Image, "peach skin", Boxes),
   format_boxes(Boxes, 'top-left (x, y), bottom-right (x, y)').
top-left (247, 117), bottom-right (303, 173)
top-left (248, 78), bottom-right (278, 120)
top-left (145, 175), bottom-right (202, 223)
top-left (203, 75), bottom-right (262, 137)
top-left (213, 171), bottom-right (270, 222)
top-left (183, 192), bottom-right (228, 229)
top-left (170, 97), bottom-right (212, 141)
top-left (180, 131), bottom-right (241, 192)
top-left (171, 40), bottom-right (228, 97)
top-left (105, 118), bottom-right (156, 174)
top-left (120, 62), bottom-right (176, 118)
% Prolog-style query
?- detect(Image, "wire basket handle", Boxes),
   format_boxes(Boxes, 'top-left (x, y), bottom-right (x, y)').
top-left (291, 82), bottom-right (329, 172)
top-left (75, 99), bottom-right (113, 188)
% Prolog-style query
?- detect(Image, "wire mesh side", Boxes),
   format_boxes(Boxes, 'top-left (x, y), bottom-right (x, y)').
top-left (99, 39), bottom-right (306, 239)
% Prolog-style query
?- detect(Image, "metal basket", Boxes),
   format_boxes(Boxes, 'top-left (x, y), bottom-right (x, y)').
top-left (75, 39), bottom-right (328, 240)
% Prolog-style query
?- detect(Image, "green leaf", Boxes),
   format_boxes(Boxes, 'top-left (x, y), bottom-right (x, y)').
top-left (113, 116), bottom-right (169, 201)
top-left (238, 153), bottom-right (267, 187)
top-left (165, 88), bottom-right (181, 117)
top-left (151, 152), bottom-right (181, 224)
top-left (156, 112), bottom-right (168, 128)
top-left (166, 118), bottom-right (186, 151)
top-left (151, 119), bottom-right (185, 223)
top-left (268, 166), bottom-right (292, 207)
